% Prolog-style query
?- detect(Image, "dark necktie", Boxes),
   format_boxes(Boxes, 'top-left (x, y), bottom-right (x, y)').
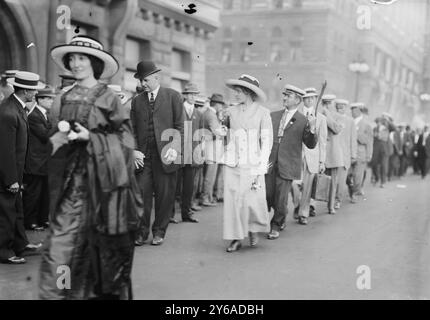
top-left (150, 92), bottom-right (155, 110)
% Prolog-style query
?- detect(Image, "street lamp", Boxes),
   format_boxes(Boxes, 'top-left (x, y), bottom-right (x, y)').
top-left (349, 61), bottom-right (369, 101)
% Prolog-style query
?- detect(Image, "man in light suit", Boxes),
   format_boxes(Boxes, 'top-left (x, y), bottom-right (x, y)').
top-left (321, 94), bottom-right (344, 214)
top-left (334, 99), bottom-right (357, 207)
top-left (296, 88), bottom-right (327, 225)
top-left (131, 61), bottom-right (184, 246)
top-left (350, 103), bottom-right (373, 197)
top-left (266, 84), bottom-right (317, 239)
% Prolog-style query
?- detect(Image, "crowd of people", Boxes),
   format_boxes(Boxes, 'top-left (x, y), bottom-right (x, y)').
top-left (0, 35), bottom-right (430, 300)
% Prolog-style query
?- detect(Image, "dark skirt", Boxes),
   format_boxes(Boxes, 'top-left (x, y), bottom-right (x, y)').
top-left (39, 145), bottom-right (135, 300)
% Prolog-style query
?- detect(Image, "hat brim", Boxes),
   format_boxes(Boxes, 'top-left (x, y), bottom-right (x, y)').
top-left (133, 68), bottom-right (161, 80)
top-left (182, 90), bottom-right (200, 94)
top-left (7, 78), bottom-right (45, 90)
top-left (50, 45), bottom-right (119, 79)
top-left (303, 93), bottom-right (318, 98)
top-left (225, 79), bottom-right (267, 102)
top-left (210, 99), bottom-right (225, 105)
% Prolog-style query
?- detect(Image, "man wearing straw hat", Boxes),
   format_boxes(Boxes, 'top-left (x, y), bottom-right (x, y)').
top-left (0, 70), bottom-right (18, 101)
top-left (266, 84), bottom-right (317, 240)
top-left (296, 87), bottom-right (327, 225)
top-left (0, 71), bottom-right (45, 264)
top-left (22, 86), bottom-right (57, 231)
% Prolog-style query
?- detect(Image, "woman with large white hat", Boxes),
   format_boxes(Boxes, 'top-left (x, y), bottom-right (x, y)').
top-left (222, 74), bottom-right (273, 252)
top-left (39, 35), bottom-right (143, 300)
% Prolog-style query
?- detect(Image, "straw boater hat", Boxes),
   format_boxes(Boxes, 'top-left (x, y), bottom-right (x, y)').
top-left (7, 71), bottom-right (45, 90)
top-left (182, 82), bottom-right (200, 95)
top-left (283, 84), bottom-right (306, 100)
top-left (50, 35), bottom-right (119, 79)
top-left (303, 87), bottom-right (318, 98)
top-left (350, 102), bottom-right (365, 109)
top-left (36, 86), bottom-right (57, 98)
top-left (2, 70), bottom-right (19, 79)
top-left (322, 94), bottom-right (337, 102)
top-left (335, 99), bottom-right (349, 106)
top-left (226, 74), bottom-right (267, 102)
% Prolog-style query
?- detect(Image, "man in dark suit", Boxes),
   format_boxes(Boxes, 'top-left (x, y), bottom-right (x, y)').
top-left (416, 125), bottom-right (430, 179)
top-left (0, 71), bottom-right (44, 264)
top-left (130, 61), bottom-right (184, 246)
top-left (266, 84), bottom-right (317, 240)
top-left (175, 82), bottom-right (204, 223)
top-left (22, 87), bottom-right (56, 231)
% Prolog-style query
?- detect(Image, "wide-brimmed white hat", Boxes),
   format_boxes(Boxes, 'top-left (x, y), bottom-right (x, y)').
top-left (51, 35), bottom-right (119, 79)
top-left (7, 71), bottom-right (45, 90)
top-left (226, 74), bottom-right (267, 102)
top-left (335, 99), bottom-right (349, 106)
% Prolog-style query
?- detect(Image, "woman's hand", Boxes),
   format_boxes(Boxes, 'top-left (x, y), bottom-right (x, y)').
top-left (71, 122), bottom-right (90, 141)
top-left (50, 131), bottom-right (69, 155)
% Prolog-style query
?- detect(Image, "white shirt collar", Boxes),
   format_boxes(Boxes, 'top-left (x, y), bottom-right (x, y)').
top-left (286, 107), bottom-right (298, 114)
top-left (183, 101), bottom-right (194, 117)
top-left (13, 94), bottom-right (26, 109)
top-left (148, 85), bottom-right (161, 100)
top-left (354, 115), bottom-right (363, 125)
top-left (303, 106), bottom-right (314, 115)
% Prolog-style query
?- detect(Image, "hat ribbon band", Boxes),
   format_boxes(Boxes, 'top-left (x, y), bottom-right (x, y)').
top-left (14, 78), bottom-right (39, 87)
top-left (70, 41), bottom-right (103, 50)
top-left (238, 76), bottom-right (260, 88)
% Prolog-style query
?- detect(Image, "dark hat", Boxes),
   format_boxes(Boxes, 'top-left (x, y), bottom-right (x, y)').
top-left (134, 61), bottom-right (161, 79)
top-left (36, 86), bottom-right (57, 98)
top-left (59, 74), bottom-right (76, 80)
top-left (209, 93), bottom-right (225, 105)
top-left (182, 82), bottom-right (200, 94)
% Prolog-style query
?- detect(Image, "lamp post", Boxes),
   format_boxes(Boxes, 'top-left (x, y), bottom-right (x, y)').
top-left (349, 61), bottom-right (369, 101)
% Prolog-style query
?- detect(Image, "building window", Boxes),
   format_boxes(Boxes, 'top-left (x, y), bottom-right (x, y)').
top-left (221, 43), bottom-right (232, 63)
top-left (241, 0), bottom-right (251, 10)
top-left (239, 42), bottom-right (251, 62)
top-left (124, 37), bottom-right (151, 92)
top-left (270, 42), bottom-right (282, 62)
top-left (223, 27), bottom-right (233, 39)
top-left (224, 0), bottom-right (233, 10)
top-left (273, 0), bottom-right (284, 9)
top-left (289, 26), bottom-right (303, 62)
top-left (171, 48), bottom-right (191, 92)
top-left (272, 26), bottom-right (282, 38)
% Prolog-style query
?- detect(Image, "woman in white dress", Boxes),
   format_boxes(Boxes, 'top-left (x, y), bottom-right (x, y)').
top-left (222, 75), bottom-right (273, 252)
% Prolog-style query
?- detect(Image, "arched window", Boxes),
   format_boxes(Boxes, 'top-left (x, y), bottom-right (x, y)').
top-left (240, 27), bottom-right (251, 38)
top-left (272, 26), bottom-right (282, 38)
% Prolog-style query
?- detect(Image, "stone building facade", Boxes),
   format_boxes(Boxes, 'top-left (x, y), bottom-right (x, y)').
top-left (0, 0), bottom-right (221, 95)
top-left (206, 0), bottom-right (428, 125)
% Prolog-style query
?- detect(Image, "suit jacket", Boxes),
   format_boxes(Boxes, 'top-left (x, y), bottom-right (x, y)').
top-left (355, 117), bottom-right (373, 162)
top-left (0, 95), bottom-right (28, 192)
top-left (298, 107), bottom-right (327, 174)
top-left (183, 105), bottom-right (204, 166)
top-left (25, 106), bottom-right (52, 175)
top-left (201, 107), bottom-right (224, 163)
top-left (130, 87), bottom-right (184, 173)
top-left (338, 114), bottom-right (357, 169)
top-left (323, 108), bottom-right (344, 168)
top-left (417, 133), bottom-right (430, 159)
top-left (268, 108), bottom-right (317, 180)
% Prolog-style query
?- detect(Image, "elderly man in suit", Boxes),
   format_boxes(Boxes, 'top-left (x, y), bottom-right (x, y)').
top-left (350, 103), bottom-right (373, 198)
top-left (0, 71), bottom-right (44, 264)
top-left (131, 61), bottom-right (184, 246)
top-left (266, 84), bottom-right (317, 239)
top-left (296, 88), bottom-right (327, 225)
top-left (22, 87), bottom-right (56, 231)
top-left (321, 94), bottom-right (344, 214)
top-left (334, 99), bottom-right (357, 207)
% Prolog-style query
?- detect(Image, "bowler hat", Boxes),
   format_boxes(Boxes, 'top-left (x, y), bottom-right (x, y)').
top-left (209, 93), bottom-right (225, 105)
top-left (134, 61), bottom-right (161, 79)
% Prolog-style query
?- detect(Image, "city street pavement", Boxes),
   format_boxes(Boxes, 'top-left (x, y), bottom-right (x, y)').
top-left (1, 173), bottom-right (429, 300)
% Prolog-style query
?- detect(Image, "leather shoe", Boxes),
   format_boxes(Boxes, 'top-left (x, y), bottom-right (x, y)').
top-left (309, 205), bottom-right (316, 217)
top-left (134, 234), bottom-right (147, 246)
top-left (151, 236), bottom-right (164, 246)
top-left (267, 230), bottom-right (280, 240)
top-left (19, 243), bottom-right (42, 256)
top-left (293, 207), bottom-right (299, 220)
top-left (201, 200), bottom-right (216, 207)
top-left (226, 240), bottom-right (242, 252)
top-left (169, 218), bottom-right (179, 224)
top-left (299, 216), bottom-right (308, 225)
top-left (26, 224), bottom-right (44, 231)
top-left (0, 256), bottom-right (26, 264)
top-left (249, 232), bottom-right (258, 247)
top-left (182, 216), bottom-right (199, 223)
top-left (191, 205), bottom-right (202, 211)
top-left (280, 223), bottom-right (286, 231)
top-left (328, 209), bottom-right (336, 215)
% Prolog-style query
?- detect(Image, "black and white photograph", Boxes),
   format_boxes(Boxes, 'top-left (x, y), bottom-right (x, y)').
top-left (0, 0), bottom-right (430, 305)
